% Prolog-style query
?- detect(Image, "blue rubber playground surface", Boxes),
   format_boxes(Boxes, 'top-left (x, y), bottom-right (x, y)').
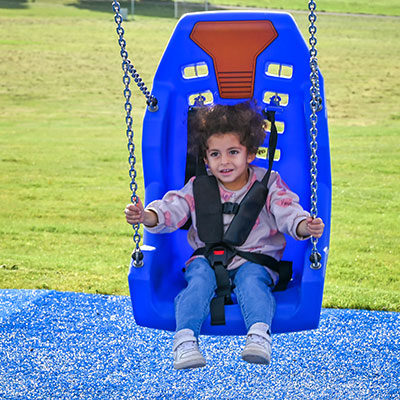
top-left (0, 289), bottom-right (399, 399)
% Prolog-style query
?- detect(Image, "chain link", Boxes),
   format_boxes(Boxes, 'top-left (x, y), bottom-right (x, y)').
top-left (308, 0), bottom-right (322, 270)
top-left (112, 0), bottom-right (145, 267)
top-left (112, 1), bottom-right (158, 111)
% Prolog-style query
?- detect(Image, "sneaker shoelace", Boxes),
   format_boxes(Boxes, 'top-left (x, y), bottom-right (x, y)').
top-left (176, 340), bottom-right (197, 356)
top-left (248, 334), bottom-right (267, 346)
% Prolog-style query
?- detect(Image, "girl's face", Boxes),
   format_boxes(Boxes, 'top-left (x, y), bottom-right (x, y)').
top-left (204, 132), bottom-right (256, 191)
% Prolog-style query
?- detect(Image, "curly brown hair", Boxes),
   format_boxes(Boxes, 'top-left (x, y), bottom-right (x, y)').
top-left (188, 100), bottom-right (266, 158)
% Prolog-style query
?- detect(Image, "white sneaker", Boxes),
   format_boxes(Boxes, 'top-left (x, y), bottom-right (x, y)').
top-left (241, 322), bottom-right (272, 365)
top-left (173, 329), bottom-right (206, 370)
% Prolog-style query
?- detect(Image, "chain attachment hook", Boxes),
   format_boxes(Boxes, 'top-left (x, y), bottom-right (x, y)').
top-left (132, 247), bottom-right (144, 268)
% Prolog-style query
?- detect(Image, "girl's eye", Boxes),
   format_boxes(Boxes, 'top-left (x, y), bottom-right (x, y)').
top-left (230, 149), bottom-right (239, 155)
top-left (209, 151), bottom-right (219, 157)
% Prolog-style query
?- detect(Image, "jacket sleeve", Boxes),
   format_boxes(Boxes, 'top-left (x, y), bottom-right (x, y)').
top-left (144, 179), bottom-right (194, 234)
top-left (267, 172), bottom-right (310, 240)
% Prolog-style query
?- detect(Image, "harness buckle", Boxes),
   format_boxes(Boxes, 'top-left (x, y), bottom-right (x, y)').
top-left (207, 245), bottom-right (235, 268)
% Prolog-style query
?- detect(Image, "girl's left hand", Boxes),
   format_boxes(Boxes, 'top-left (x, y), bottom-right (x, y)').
top-left (297, 217), bottom-right (325, 238)
top-left (304, 217), bottom-right (325, 238)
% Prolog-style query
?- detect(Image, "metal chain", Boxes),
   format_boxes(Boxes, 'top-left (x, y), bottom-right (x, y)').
top-left (112, 0), bottom-right (145, 267)
top-left (112, 1), bottom-right (158, 111)
top-left (308, 0), bottom-right (322, 270)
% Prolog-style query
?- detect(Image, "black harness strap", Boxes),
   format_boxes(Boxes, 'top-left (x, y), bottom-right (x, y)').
top-left (235, 250), bottom-right (292, 292)
top-left (223, 180), bottom-right (268, 246)
top-left (193, 175), bottom-right (223, 243)
top-left (210, 258), bottom-right (234, 325)
top-left (198, 245), bottom-right (236, 325)
top-left (262, 110), bottom-right (278, 187)
top-left (192, 244), bottom-right (292, 325)
top-left (193, 246), bottom-right (293, 291)
top-left (273, 260), bottom-right (293, 292)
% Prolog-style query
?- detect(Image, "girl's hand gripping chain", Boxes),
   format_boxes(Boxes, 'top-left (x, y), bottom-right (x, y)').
top-left (124, 197), bottom-right (158, 227)
top-left (296, 217), bottom-right (325, 238)
top-left (125, 197), bottom-right (145, 225)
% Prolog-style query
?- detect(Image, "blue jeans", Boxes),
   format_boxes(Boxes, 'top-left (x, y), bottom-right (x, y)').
top-left (174, 257), bottom-right (276, 337)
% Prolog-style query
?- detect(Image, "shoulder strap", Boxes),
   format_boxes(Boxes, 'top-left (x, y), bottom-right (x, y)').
top-left (224, 109), bottom-right (278, 246)
top-left (193, 175), bottom-right (223, 243)
top-left (223, 180), bottom-right (267, 246)
top-left (193, 173), bottom-right (268, 248)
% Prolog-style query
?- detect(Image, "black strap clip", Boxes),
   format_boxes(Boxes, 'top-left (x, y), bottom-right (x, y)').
top-left (222, 202), bottom-right (240, 215)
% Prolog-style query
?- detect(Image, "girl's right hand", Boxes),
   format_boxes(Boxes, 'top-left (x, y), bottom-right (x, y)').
top-left (124, 198), bottom-right (145, 225)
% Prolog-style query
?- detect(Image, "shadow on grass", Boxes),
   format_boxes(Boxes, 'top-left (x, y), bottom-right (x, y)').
top-left (0, 0), bottom-right (29, 9)
top-left (68, 0), bottom-right (225, 19)
top-left (0, 0), bottom-right (227, 18)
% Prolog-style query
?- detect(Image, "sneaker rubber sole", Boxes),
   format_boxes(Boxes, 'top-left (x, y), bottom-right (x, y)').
top-left (173, 355), bottom-right (206, 370)
top-left (241, 345), bottom-right (271, 365)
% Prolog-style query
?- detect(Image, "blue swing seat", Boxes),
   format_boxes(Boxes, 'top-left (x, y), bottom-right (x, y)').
top-left (128, 11), bottom-right (331, 335)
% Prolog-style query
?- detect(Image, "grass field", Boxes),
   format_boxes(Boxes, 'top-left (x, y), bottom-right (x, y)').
top-left (0, 0), bottom-right (399, 311)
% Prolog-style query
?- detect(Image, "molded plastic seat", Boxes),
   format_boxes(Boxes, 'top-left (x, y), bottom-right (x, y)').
top-left (128, 11), bottom-right (331, 335)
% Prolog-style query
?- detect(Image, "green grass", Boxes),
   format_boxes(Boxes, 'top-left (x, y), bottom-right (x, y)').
top-left (0, 0), bottom-right (399, 310)
top-left (207, 0), bottom-right (400, 16)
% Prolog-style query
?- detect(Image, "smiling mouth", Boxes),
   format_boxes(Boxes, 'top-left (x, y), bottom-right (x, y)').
top-left (219, 168), bottom-right (233, 174)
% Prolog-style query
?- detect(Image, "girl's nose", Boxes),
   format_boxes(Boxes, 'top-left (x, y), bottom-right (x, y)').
top-left (221, 153), bottom-right (229, 164)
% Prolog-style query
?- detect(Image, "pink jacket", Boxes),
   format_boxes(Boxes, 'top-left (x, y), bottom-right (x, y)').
top-left (145, 166), bottom-right (310, 281)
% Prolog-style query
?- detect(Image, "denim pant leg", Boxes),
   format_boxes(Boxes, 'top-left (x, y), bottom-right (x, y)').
top-left (231, 262), bottom-right (276, 332)
top-left (174, 257), bottom-right (217, 338)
